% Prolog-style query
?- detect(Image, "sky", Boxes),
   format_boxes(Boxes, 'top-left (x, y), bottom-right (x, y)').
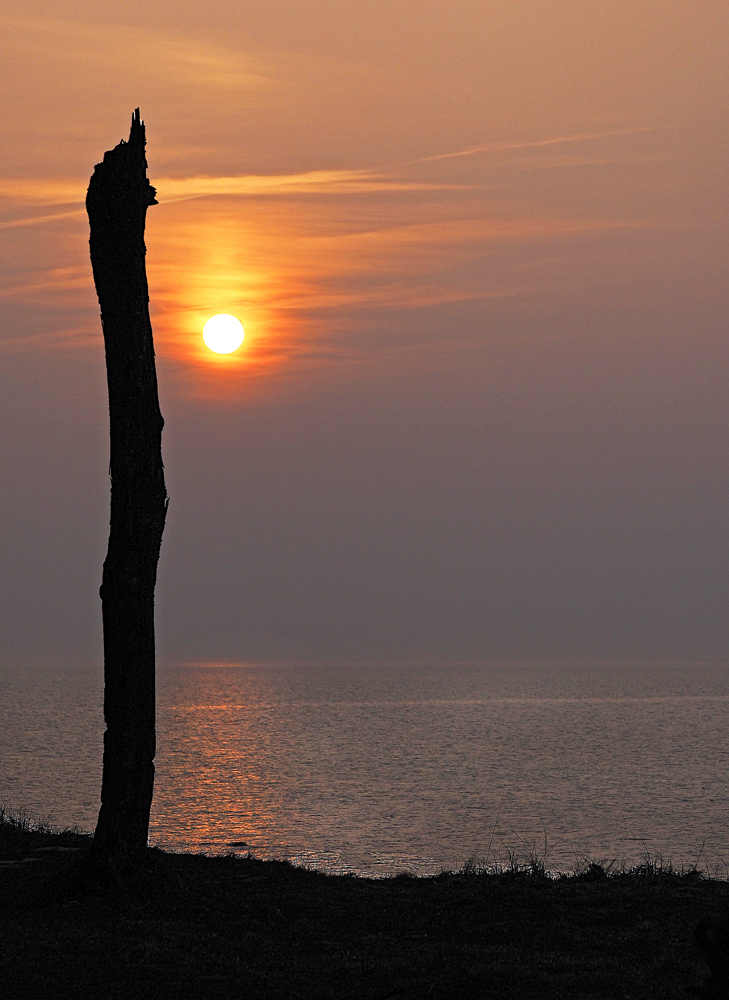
top-left (0, 1), bottom-right (728, 667)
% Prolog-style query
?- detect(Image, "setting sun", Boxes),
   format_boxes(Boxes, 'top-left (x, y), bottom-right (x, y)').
top-left (202, 314), bottom-right (245, 354)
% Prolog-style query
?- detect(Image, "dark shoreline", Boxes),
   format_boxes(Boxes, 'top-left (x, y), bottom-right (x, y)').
top-left (2, 816), bottom-right (727, 999)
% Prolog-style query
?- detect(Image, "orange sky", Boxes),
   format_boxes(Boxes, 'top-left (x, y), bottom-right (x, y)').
top-left (3, 2), bottom-right (726, 386)
top-left (1, 2), bottom-right (728, 664)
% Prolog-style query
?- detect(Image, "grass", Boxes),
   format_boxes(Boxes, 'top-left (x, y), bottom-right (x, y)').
top-left (1, 809), bottom-right (728, 999)
top-left (461, 831), bottom-right (729, 885)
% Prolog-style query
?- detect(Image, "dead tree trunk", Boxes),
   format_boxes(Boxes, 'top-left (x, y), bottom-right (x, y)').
top-left (83, 110), bottom-right (167, 879)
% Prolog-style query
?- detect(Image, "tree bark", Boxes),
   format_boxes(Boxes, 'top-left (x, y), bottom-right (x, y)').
top-left (83, 110), bottom-right (167, 877)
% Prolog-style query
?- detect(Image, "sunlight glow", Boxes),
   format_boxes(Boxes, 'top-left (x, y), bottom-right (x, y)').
top-left (202, 313), bottom-right (245, 354)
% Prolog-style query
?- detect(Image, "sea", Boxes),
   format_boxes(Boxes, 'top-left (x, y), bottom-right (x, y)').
top-left (1, 661), bottom-right (728, 877)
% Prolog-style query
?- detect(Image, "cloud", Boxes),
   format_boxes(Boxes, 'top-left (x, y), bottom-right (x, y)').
top-left (0, 266), bottom-right (90, 302)
top-left (0, 115), bottom-right (659, 383)
top-left (0, 209), bottom-right (86, 228)
top-left (0, 180), bottom-right (86, 206)
top-left (2, 14), bottom-right (274, 94)
top-left (156, 171), bottom-right (471, 202)
top-left (407, 126), bottom-right (664, 166)
top-left (0, 170), bottom-right (467, 210)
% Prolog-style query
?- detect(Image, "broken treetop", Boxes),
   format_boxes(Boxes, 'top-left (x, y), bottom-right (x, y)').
top-left (87, 109), bottom-right (158, 235)
top-left (86, 108), bottom-right (159, 327)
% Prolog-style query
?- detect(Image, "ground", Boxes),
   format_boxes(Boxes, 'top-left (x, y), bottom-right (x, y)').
top-left (1, 816), bottom-right (727, 999)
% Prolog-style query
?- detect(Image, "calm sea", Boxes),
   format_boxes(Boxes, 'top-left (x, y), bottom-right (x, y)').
top-left (1, 662), bottom-right (728, 877)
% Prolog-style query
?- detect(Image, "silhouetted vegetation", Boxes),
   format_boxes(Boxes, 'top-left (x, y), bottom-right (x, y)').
top-left (1, 811), bottom-right (727, 999)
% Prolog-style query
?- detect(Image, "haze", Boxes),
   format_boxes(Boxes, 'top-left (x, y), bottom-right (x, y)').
top-left (1, 1), bottom-right (728, 666)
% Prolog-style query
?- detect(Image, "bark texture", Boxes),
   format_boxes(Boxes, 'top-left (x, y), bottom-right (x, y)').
top-left (84, 110), bottom-right (167, 874)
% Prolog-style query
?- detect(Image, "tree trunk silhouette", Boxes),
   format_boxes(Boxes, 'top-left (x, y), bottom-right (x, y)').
top-left (82, 110), bottom-right (167, 883)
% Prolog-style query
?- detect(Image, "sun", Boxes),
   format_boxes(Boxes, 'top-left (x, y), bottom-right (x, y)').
top-left (203, 314), bottom-right (245, 354)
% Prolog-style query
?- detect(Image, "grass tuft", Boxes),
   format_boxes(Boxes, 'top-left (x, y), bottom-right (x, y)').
top-left (0, 804), bottom-right (91, 860)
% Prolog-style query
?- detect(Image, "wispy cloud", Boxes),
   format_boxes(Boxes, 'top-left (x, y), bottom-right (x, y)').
top-left (0, 124), bottom-right (662, 210)
top-left (157, 171), bottom-right (471, 202)
top-left (0, 209), bottom-right (85, 229)
top-left (0, 266), bottom-right (90, 301)
top-left (406, 126), bottom-right (664, 166)
top-left (0, 122), bottom-right (659, 381)
top-left (0, 170), bottom-right (468, 209)
top-left (0, 180), bottom-right (86, 206)
top-left (1, 15), bottom-right (274, 94)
